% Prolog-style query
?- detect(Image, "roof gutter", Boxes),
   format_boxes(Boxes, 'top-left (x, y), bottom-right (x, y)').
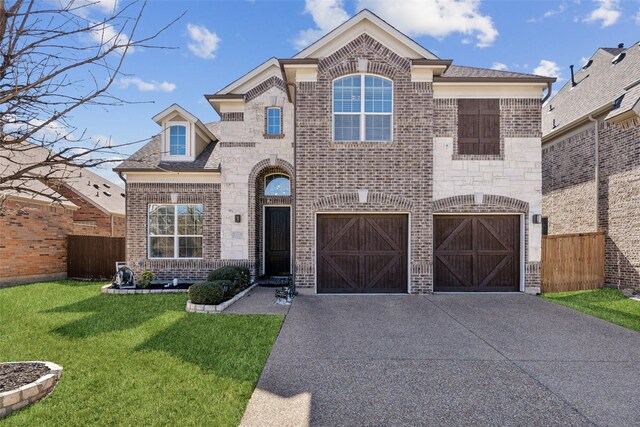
top-left (542, 102), bottom-right (613, 143)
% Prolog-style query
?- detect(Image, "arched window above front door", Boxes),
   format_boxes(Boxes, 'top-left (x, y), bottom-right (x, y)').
top-left (264, 174), bottom-right (291, 196)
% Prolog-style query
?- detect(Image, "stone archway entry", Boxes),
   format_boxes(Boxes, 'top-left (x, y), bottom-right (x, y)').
top-left (264, 207), bottom-right (291, 276)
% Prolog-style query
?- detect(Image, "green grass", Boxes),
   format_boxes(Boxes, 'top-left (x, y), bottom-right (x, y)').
top-left (542, 288), bottom-right (640, 333)
top-left (0, 281), bottom-right (284, 426)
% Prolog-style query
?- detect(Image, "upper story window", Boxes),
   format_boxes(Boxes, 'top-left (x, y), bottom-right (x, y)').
top-left (333, 74), bottom-right (392, 142)
top-left (266, 107), bottom-right (282, 135)
top-left (169, 124), bottom-right (187, 156)
top-left (457, 99), bottom-right (500, 155)
top-left (264, 174), bottom-right (291, 196)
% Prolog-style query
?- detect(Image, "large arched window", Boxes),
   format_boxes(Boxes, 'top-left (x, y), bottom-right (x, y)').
top-left (264, 174), bottom-right (291, 196)
top-left (333, 74), bottom-right (392, 142)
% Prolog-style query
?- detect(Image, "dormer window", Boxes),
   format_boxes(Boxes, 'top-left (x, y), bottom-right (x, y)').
top-left (169, 125), bottom-right (187, 156)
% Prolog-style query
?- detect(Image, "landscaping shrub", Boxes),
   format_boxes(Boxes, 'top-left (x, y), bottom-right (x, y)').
top-left (137, 271), bottom-right (157, 289)
top-left (207, 266), bottom-right (250, 287)
top-left (188, 282), bottom-right (225, 305)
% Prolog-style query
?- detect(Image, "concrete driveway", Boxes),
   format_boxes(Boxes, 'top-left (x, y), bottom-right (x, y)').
top-left (241, 294), bottom-right (640, 426)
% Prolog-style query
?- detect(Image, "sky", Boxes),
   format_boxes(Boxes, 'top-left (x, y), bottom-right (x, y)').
top-left (54, 0), bottom-right (640, 186)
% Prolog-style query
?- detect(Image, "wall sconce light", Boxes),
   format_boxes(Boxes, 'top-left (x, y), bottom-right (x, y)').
top-left (532, 214), bottom-right (542, 224)
top-left (170, 193), bottom-right (178, 203)
top-left (358, 189), bottom-right (369, 204)
top-left (235, 214), bottom-right (242, 223)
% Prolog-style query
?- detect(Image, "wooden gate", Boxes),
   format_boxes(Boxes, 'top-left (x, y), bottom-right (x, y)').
top-left (67, 235), bottom-right (125, 280)
top-left (541, 232), bottom-right (605, 293)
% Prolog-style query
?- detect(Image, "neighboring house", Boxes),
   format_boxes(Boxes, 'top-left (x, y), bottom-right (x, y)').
top-left (542, 41), bottom-right (640, 290)
top-left (116, 10), bottom-right (554, 294)
top-left (0, 143), bottom-right (126, 286)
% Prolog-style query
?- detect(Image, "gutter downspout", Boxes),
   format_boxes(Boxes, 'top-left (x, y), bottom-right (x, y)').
top-left (286, 81), bottom-right (297, 293)
top-left (542, 81), bottom-right (553, 104)
top-left (588, 115), bottom-right (599, 231)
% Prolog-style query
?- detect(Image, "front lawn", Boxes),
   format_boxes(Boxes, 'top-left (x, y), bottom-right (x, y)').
top-left (0, 281), bottom-right (284, 426)
top-left (542, 288), bottom-right (640, 333)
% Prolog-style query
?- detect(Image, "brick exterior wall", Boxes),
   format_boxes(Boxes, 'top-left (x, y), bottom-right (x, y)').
top-left (125, 182), bottom-right (237, 281)
top-left (294, 34), bottom-right (434, 293)
top-left (0, 199), bottom-right (74, 286)
top-left (51, 184), bottom-right (125, 237)
top-left (543, 120), bottom-right (640, 289)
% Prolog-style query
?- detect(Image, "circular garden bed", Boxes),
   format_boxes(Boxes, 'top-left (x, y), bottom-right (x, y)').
top-left (0, 361), bottom-right (62, 419)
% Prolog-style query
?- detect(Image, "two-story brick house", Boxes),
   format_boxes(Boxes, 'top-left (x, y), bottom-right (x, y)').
top-left (116, 10), bottom-right (554, 294)
top-left (542, 40), bottom-right (640, 290)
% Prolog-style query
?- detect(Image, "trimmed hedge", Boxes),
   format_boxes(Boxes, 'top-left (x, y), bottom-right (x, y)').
top-left (188, 282), bottom-right (225, 305)
top-left (207, 266), bottom-right (250, 287)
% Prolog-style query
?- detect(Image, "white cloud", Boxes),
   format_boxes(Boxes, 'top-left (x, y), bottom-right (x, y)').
top-left (584, 0), bottom-right (621, 27)
top-left (186, 23), bottom-right (220, 59)
top-left (3, 118), bottom-right (72, 143)
top-left (90, 21), bottom-right (134, 53)
top-left (117, 77), bottom-right (176, 92)
top-left (533, 59), bottom-right (563, 80)
top-left (357, 0), bottom-right (499, 47)
top-left (53, 0), bottom-right (118, 16)
top-left (491, 62), bottom-right (508, 71)
top-left (528, 2), bottom-right (568, 22)
top-left (294, 0), bottom-right (350, 50)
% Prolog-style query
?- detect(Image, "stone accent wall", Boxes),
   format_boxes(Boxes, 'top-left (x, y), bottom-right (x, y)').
top-left (542, 119), bottom-right (640, 289)
top-left (294, 34), bottom-right (434, 293)
top-left (125, 182), bottom-right (224, 281)
top-left (0, 199), bottom-right (74, 287)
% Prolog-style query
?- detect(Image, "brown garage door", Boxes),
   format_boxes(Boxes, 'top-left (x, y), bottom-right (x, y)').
top-left (317, 214), bottom-right (408, 293)
top-left (434, 215), bottom-right (520, 292)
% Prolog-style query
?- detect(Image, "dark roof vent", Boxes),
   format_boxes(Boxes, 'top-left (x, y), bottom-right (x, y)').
top-left (552, 119), bottom-right (558, 129)
top-left (612, 52), bottom-right (626, 65)
top-left (548, 104), bottom-right (554, 112)
top-left (95, 191), bottom-right (100, 197)
top-left (582, 59), bottom-right (593, 69)
top-left (103, 183), bottom-right (110, 189)
top-left (569, 65), bottom-right (577, 87)
top-left (93, 184), bottom-right (100, 189)
top-left (612, 95), bottom-right (624, 109)
top-left (103, 191), bottom-right (111, 197)
top-left (618, 43), bottom-right (624, 48)
top-left (121, 193), bottom-right (125, 198)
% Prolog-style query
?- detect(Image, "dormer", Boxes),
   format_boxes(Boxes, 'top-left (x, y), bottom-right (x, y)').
top-left (152, 104), bottom-right (216, 162)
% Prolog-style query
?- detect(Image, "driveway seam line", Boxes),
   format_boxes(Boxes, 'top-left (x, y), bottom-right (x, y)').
top-left (425, 297), bottom-right (600, 427)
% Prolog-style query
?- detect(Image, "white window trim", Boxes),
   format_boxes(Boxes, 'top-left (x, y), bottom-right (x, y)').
top-left (148, 203), bottom-right (204, 260)
top-left (163, 121), bottom-right (191, 160)
top-left (332, 74), bottom-right (393, 142)
top-left (266, 107), bottom-right (282, 135)
top-left (264, 173), bottom-right (291, 196)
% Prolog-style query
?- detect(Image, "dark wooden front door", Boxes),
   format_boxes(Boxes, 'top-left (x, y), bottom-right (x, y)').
top-left (434, 215), bottom-right (520, 292)
top-left (265, 207), bottom-right (290, 276)
top-left (317, 214), bottom-right (408, 293)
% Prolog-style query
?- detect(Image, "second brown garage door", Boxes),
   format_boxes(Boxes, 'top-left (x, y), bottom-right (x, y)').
top-left (434, 215), bottom-right (520, 292)
top-left (317, 214), bottom-right (408, 293)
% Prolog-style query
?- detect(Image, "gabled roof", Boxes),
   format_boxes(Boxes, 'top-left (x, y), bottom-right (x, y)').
top-left (114, 122), bottom-right (221, 173)
top-left (543, 41), bottom-right (640, 139)
top-left (438, 65), bottom-right (555, 82)
top-left (293, 9), bottom-right (438, 60)
top-left (214, 57), bottom-right (282, 95)
top-left (152, 103), bottom-right (217, 141)
top-left (0, 142), bottom-right (124, 214)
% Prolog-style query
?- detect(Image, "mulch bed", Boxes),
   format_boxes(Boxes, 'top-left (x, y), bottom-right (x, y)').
top-left (0, 363), bottom-right (50, 392)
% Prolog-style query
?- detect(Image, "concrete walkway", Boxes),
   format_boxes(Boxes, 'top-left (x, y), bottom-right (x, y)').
top-left (241, 294), bottom-right (640, 426)
top-left (224, 286), bottom-right (291, 315)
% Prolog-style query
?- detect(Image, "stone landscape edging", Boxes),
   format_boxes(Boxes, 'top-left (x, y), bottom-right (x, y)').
top-left (101, 285), bottom-right (188, 294)
top-left (0, 361), bottom-right (63, 420)
top-left (186, 283), bottom-right (259, 314)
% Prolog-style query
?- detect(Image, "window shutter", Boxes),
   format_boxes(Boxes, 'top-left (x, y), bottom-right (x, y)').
top-left (457, 99), bottom-right (500, 155)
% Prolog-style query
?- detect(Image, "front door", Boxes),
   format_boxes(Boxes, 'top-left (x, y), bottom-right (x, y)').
top-left (265, 207), bottom-right (291, 276)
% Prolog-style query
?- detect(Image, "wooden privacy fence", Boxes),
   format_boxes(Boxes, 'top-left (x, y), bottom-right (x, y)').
top-left (541, 231), bottom-right (605, 293)
top-left (68, 235), bottom-right (125, 280)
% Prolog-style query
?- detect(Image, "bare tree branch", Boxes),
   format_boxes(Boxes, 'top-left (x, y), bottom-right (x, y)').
top-left (0, 0), bottom-right (183, 205)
